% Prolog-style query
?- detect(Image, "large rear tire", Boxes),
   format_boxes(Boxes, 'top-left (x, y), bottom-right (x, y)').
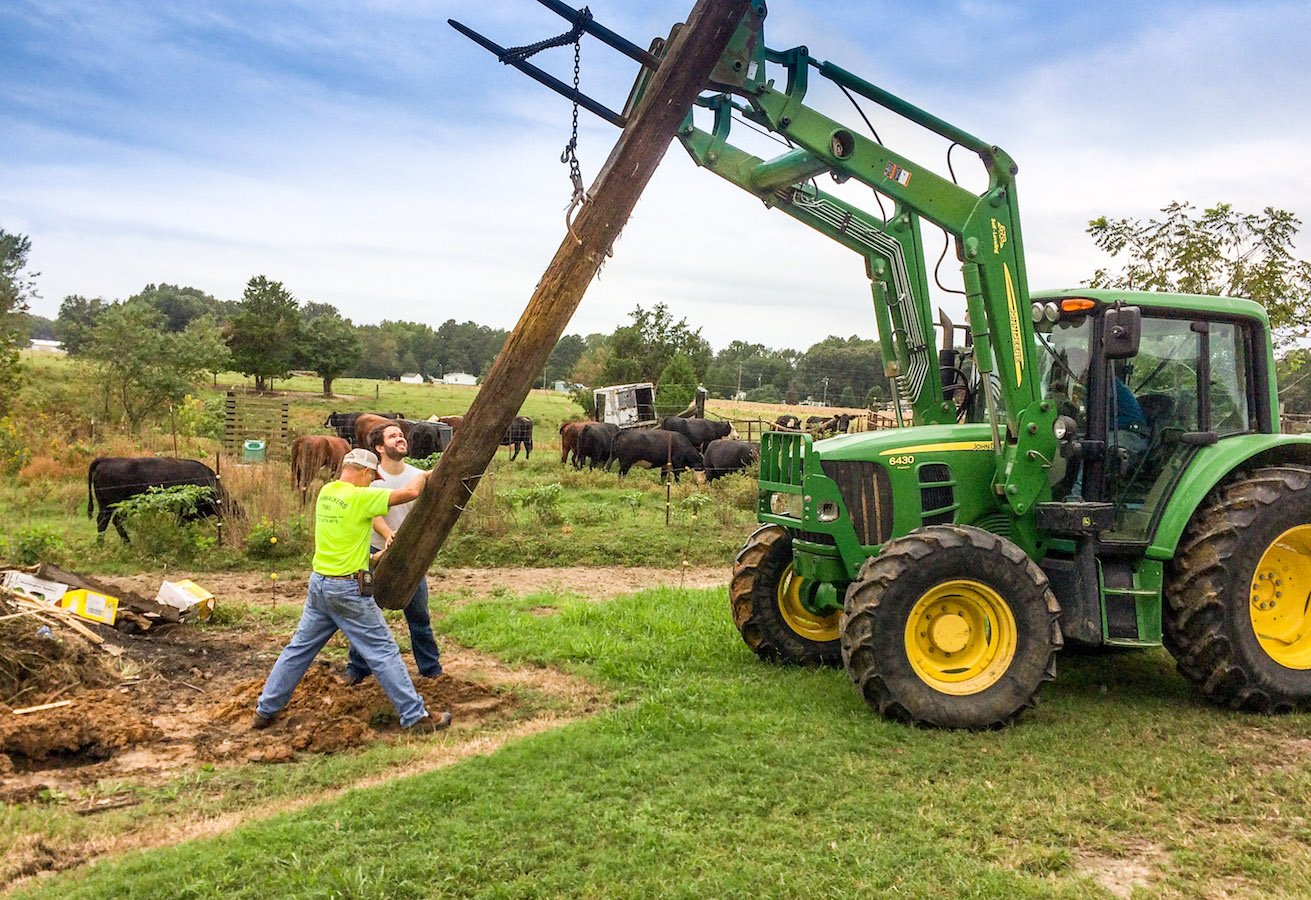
top-left (1165, 465), bottom-right (1311, 712)
top-left (730, 524), bottom-right (842, 666)
top-left (841, 525), bottom-right (1062, 729)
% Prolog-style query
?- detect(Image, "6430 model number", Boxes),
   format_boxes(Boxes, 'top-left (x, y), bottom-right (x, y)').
top-left (887, 455), bottom-right (915, 467)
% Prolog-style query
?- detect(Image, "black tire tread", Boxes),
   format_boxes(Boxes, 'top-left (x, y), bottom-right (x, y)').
top-left (1164, 464), bottom-right (1311, 713)
top-left (730, 524), bottom-right (842, 666)
top-left (841, 525), bottom-right (1062, 729)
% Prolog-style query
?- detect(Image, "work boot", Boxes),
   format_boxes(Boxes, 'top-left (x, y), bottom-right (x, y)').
top-left (342, 668), bottom-right (368, 687)
top-left (251, 710), bottom-right (277, 730)
top-left (407, 711), bottom-right (452, 733)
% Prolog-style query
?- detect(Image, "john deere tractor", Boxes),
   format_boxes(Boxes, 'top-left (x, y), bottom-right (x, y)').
top-left (456, 1), bottom-right (1311, 727)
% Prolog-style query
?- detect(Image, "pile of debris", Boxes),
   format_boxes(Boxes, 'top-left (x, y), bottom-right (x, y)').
top-left (0, 565), bottom-right (215, 710)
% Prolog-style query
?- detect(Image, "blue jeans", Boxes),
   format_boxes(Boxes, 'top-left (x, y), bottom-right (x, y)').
top-left (346, 575), bottom-right (442, 680)
top-left (256, 572), bottom-right (428, 727)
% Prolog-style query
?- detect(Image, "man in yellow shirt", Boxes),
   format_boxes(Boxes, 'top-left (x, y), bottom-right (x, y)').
top-left (253, 449), bottom-right (451, 733)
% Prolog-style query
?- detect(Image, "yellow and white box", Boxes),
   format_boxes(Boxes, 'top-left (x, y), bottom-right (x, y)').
top-left (155, 579), bottom-right (215, 620)
top-left (60, 589), bottom-right (119, 626)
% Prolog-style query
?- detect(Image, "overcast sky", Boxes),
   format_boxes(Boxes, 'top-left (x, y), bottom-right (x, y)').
top-left (5, 0), bottom-right (1310, 352)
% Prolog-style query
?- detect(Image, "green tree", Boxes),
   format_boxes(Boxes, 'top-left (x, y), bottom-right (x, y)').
top-left (84, 304), bottom-right (230, 431)
top-left (603, 303), bottom-right (711, 386)
top-left (1087, 202), bottom-right (1311, 344)
top-left (545, 334), bottom-right (586, 387)
top-left (54, 295), bottom-right (109, 354)
top-left (129, 283), bottom-right (220, 332)
top-left (225, 276), bottom-right (304, 392)
top-left (303, 312), bottom-right (363, 396)
top-left (0, 228), bottom-right (38, 409)
top-left (656, 353), bottom-right (698, 413)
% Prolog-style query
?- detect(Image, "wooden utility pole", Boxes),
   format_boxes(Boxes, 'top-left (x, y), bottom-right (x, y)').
top-left (374, 0), bottom-right (750, 609)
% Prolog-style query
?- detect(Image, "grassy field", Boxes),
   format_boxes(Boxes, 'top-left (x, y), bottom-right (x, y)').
top-left (11, 583), bottom-right (1311, 899)
top-left (0, 360), bottom-right (763, 574)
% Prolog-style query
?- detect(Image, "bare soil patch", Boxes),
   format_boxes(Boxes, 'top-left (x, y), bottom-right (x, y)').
top-left (97, 564), bottom-right (728, 608)
top-left (0, 566), bottom-right (637, 891)
top-left (1071, 839), bottom-right (1166, 898)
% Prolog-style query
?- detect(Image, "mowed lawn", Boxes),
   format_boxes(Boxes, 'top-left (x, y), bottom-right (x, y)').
top-left (17, 584), bottom-right (1311, 899)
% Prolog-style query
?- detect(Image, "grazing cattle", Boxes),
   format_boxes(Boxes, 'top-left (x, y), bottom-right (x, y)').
top-left (612, 429), bottom-right (705, 482)
top-left (325, 411), bottom-right (403, 442)
top-left (405, 420), bottom-right (453, 460)
top-left (774, 414), bottom-right (802, 431)
top-left (703, 439), bottom-right (760, 482)
top-left (354, 413), bottom-right (412, 448)
top-left (501, 415), bottom-right (534, 460)
top-left (805, 414), bottom-right (853, 436)
top-left (87, 457), bottom-right (234, 542)
top-left (290, 435), bottom-right (351, 503)
top-left (576, 423), bottom-right (620, 470)
top-left (559, 421), bottom-right (590, 467)
top-left (659, 416), bottom-right (737, 453)
top-left (430, 415), bottom-right (463, 432)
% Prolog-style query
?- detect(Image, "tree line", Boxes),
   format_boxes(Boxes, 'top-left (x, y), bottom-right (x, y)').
top-left (3, 200), bottom-right (1311, 429)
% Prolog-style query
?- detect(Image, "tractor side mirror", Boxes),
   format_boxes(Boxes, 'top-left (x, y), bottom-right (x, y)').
top-left (1103, 306), bottom-right (1141, 359)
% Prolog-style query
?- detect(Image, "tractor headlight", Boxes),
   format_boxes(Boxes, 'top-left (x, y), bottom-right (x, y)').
top-left (769, 492), bottom-right (804, 518)
top-left (1044, 302), bottom-right (1061, 323)
top-left (1053, 415), bottom-right (1077, 441)
top-left (817, 500), bottom-right (840, 522)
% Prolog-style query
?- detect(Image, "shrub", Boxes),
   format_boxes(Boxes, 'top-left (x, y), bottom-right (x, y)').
top-left (0, 417), bottom-right (32, 475)
top-left (503, 482), bottom-right (563, 525)
top-left (173, 394), bottom-right (225, 439)
top-left (12, 525), bottom-right (63, 565)
top-left (113, 484), bottom-right (219, 560)
top-left (244, 516), bottom-right (310, 560)
top-left (404, 452), bottom-right (442, 471)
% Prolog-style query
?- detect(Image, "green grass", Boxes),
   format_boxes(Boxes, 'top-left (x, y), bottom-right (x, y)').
top-left (17, 586), bottom-right (1311, 899)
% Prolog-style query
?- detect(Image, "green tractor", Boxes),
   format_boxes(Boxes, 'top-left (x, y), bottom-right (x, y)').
top-left (679, 5), bottom-right (1311, 727)
top-left (455, 1), bottom-right (1311, 727)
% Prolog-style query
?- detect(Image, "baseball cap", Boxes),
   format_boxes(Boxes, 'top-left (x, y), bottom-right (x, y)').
top-left (341, 449), bottom-right (380, 470)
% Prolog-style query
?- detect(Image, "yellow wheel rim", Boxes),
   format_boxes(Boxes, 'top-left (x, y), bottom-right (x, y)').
top-left (1249, 524), bottom-right (1311, 669)
top-left (777, 563), bottom-right (840, 642)
top-left (904, 580), bottom-right (1018, 695)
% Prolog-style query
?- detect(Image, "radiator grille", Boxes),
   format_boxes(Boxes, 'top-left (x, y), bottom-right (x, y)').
top-left (918, 463), bottom-right (956, 526)
top-left (819, 460), bottom-right (894, 546)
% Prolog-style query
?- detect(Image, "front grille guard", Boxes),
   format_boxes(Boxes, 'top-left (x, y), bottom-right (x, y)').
top-left (760, 431), bottom-right (810, 488)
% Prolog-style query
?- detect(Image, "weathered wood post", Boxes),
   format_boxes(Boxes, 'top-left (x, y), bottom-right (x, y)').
top-left (374, 0), bottom-right (750, 608)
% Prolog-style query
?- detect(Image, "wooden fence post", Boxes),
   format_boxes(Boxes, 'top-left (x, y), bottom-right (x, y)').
top-left (374, 0), bottom-right (751, 608)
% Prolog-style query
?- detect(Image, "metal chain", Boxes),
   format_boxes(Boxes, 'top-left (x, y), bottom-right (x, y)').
top-left (560, 35), bottom-right (586, 205)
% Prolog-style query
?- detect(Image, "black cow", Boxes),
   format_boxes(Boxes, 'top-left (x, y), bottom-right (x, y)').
top-left (324, 411), bottom-right (403, 442)
top-left (576, 423), bottom-right (620, 470)
top-left (703, 439), bottom-right (760, 482)
top-left (405, 420), bottom-right (453, 460)
top-left (500, 415), bottom-right (534, 460)
top-left (774, 414), bottom-right (802, 431)
top-left (805, 414), bottom-right (853, 435)
top-left (87, 457), bottom-right (235, 542)
top-left (659, 416), bottom-right (736, 453)
top-left (612, 429), bottom-right (704, 481)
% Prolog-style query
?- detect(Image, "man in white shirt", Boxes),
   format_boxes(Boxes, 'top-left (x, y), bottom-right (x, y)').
top-left (342, 422), bottom-right (444, 685)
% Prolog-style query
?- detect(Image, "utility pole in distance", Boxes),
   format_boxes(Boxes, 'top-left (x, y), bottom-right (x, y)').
top-left (374, 0), bottom-right (751, 609)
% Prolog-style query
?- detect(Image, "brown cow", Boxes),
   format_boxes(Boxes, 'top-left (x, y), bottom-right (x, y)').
top-left (431, 415), bottom-right (463, 432)
top-left (354, 414), bottom-right (412, 448)
top-left (291, 435), bottom-right (351, 503)
top-left (559, 421), bottom-right (589, 467)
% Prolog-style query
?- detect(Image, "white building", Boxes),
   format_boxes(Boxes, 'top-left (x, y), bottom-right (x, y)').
top-left (399, 373), bottom-right (424, 384)
top-left (442, 372), bottom-right (478, 386)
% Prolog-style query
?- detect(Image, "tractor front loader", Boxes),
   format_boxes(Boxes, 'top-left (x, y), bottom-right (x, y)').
top-left (454, 1), bottom-right (1311, 728)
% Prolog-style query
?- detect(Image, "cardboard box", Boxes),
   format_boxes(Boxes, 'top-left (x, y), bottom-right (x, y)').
top-left (2, 570), bottom-right (68, 605)
top-left (60, 589), bottom-right (119, 626)
top-left (154, 579), bottom-right (215, 620)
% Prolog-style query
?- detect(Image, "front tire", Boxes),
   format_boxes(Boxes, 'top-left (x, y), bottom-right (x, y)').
top-left (730, 525), bottom-right (842, 666)
top-left (841, 525), bottom-right (1062, 729)
top-left (1165, 465), bottom-right (1311, 712)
